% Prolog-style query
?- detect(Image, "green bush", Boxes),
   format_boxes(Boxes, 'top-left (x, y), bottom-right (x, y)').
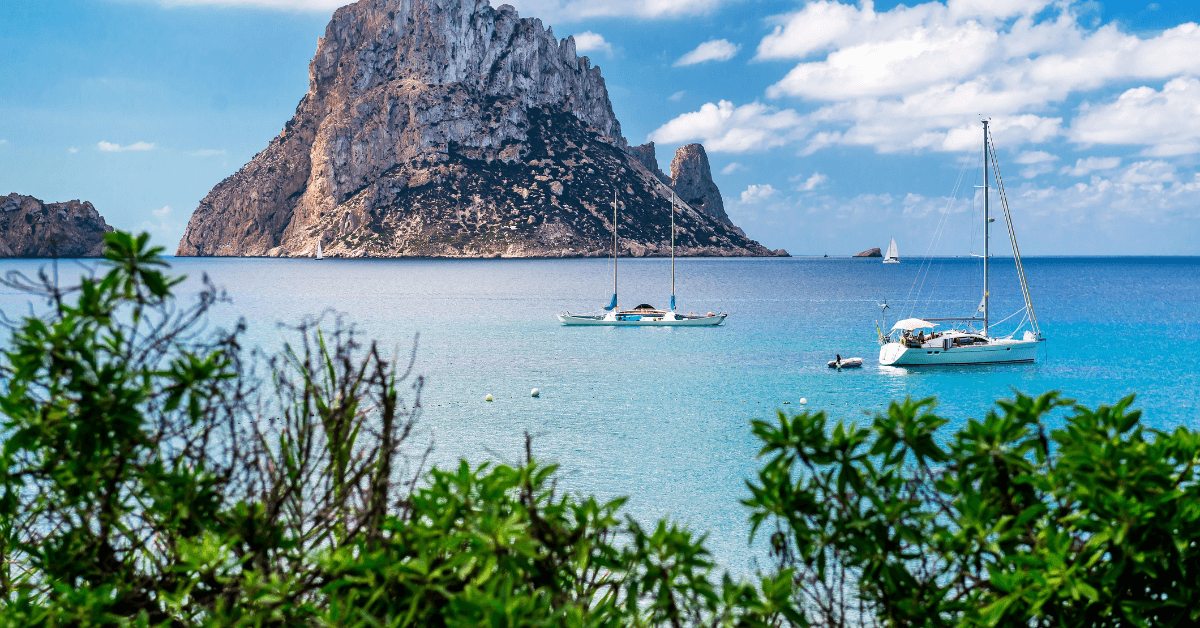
top-left (0, 233), bottom-right (792, 627)
top-left (746, 394), bottom-right (1200, 627)
top-left (2, 232), bottom-right (1197, 626)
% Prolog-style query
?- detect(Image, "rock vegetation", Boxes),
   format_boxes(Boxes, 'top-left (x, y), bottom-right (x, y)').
top-left (0, 193), bottom-right (113, 258)
top-left (177, 0), bottom-right (775, 258)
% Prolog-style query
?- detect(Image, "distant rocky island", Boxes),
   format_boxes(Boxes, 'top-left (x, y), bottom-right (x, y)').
top-left (0, 193), bottom-right (113, 258)
top-left (854, 247), bottom-right (883, 258)
top-left (177, 0), bottom-right (782, 259)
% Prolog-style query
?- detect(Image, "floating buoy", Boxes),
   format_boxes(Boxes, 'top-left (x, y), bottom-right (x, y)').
top-left (531, 388), bottom-right (540, 398)
top-left (783, 401), bottom-right (791, 405)
top-left (799, 398), bottom-right (808, 405)
top-left (485, 394), bottom-right (493, 402)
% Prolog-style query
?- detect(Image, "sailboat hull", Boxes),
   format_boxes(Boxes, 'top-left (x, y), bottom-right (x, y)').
top-left (559, 313), bottom-right (726, 326)
top-left (879, 338), bottom-right (1039, 366)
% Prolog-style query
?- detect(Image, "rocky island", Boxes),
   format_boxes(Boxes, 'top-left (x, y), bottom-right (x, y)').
top-left (177, 0), bottom-right (780, 258)
top-left (0, 193), bottom-right (113, 258)
top-left (854, 247), bottom-right (883, 258)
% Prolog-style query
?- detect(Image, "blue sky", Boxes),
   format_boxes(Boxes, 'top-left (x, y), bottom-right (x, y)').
top-left (3, 0), bottom-right (1199, 255)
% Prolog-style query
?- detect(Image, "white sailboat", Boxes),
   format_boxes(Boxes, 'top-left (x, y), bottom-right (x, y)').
top-left (315, 239), bottom-right (324, 260)
top-left (878, 120), bottom-right (1043, 366)
top-left (883, 237), bottom-right (899, 264)
top-left (559, 191), bottom-right (727, 326)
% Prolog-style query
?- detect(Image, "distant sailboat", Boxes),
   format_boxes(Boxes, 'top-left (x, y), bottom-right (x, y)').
top-left (316, 239), bottom-right (324, 260)
top-left (883, 238), bottom-right (899, 264)
top-left (558, 191), bottom-right (726, 326)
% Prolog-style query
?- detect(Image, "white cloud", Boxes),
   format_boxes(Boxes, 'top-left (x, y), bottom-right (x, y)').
top-left (153, 205), bottom-right (172, 216)
top-left (766, 22), bottom-right (998, 101)
top-left (68, 147), bottom-right (79, 154)
top-left (747, 0), bottom-right (1200, 156)
top-left (739, 184), bottom-right (779, 204)
top-left (792, 172), bottom-right (828, 191)
top-left (1019, 163), bottom-right (1054, 179)
top-left (674, 39), bottom-right (741, 67)
top-left (99, 141), bottom-right (156, 152)
top-left (1061, 156), bottom-right (1121, 177)
top-left (1118, 160), bottom-right (1175, 185)
top-left (1014, 150), bottom-right (1057, 165)
top-left (0, 139), bottom-right (7, 145)
top-left (571, 31), bottom-right (612, 57)
top-left (187, 149), bottom-right (227, 157)
top-left (668, 90), bottom-right (686, 101)
top-left (719, 162), bottom-right (746, 175)
top-left (1070, 77), bottom-right (1200, 156)
top-left (649, 100), bottom-right (807, 153)
top-left (489, 0), bottom-right (726, 21)
top-left (1014, 151), bottom-right (1058, 177)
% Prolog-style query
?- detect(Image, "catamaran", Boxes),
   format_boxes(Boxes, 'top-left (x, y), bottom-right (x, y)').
top-left (883, 238), bottom-right (899, 264)
top-left (878, 120), bottom-right (1043, 366)
top-left (558, 192), bottom-right (726, 326)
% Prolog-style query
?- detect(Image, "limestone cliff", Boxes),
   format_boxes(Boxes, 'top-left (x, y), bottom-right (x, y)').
top-left (627, 141), bottom-right (732, 226)
top-left (668, 144), bottom-right (730, 225)
top-left (177, 0), bottom-right (773, 258)
top-left (627, 141), bottom-right (670, 186)
top-left (0, 193), bottom-right (113, 258)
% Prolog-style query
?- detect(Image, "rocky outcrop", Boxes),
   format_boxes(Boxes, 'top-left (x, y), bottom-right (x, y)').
top-left (854, 247), bottom-right (883, 258)
top-left (627, 142), bottom-right (670, 186)
top-left (177, 0), bottom-right (773, 258)
top-left (0, 193), bottom-right (113, 258)
top-left (668, 144), bottom-right (730, 225)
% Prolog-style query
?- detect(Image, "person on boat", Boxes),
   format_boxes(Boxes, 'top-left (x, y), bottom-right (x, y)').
top-left (835, 354), bottom-right (842, 368)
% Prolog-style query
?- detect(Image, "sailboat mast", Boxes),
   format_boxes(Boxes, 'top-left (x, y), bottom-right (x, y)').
top-left (983, 119), bottom-right (990, 337)
top-left (613, 189), bottom-right (618, 306)
top-left (670, 193), bottom-right (676, 311)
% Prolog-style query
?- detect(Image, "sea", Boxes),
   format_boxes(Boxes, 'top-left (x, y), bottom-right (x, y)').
top-left (3, 255), bottom-right (1198, 575)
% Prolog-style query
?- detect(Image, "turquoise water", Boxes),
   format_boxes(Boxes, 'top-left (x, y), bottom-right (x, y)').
top-left (3, 255), bottom-right (1199, 573)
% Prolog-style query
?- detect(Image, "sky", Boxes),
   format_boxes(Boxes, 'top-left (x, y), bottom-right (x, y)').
top-left (3, 0), bottom-right (1200, 255)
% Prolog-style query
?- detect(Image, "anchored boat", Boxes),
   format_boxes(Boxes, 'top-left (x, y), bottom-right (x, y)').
top-left (878, 120), bottom-right (1043, 366)
top-left (559, 192), bottom-right (726, 327)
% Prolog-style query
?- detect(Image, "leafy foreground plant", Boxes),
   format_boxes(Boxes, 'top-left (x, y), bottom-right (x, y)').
top-left (746, 392), bottom-right (1200, 627)
top-left (3, 233), bottom-right (1198, 627)
top-left (0, 233), bottom-right (794, 627)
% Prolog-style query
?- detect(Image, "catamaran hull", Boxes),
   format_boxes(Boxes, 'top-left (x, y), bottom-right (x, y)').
top-left (558, 314), bottom-right (726, 327)
top-left (879, 339), bottom-right (1039, 366)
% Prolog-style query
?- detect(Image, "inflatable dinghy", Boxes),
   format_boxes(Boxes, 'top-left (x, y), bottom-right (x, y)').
top-left (827, 357), bottom-right (863, 369)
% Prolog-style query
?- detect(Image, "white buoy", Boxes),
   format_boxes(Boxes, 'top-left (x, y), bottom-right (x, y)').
top-left (530, 388), bottom-right (540, 398)
top-left (485, 394), bottom-right (493, 402)
top-left (799, 398), bottom-right (808, 405)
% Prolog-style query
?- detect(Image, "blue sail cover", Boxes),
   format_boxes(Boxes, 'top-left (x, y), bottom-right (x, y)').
top-left (670, 295), bottom-right (675, 310)
top-left (604, 294), bottom-right (618, 311)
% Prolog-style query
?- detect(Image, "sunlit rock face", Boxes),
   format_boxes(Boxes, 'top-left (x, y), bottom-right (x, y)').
top-left (177, 0), bottom-right (770, 258)
top-left (0, 193), bottom-right (112, 258)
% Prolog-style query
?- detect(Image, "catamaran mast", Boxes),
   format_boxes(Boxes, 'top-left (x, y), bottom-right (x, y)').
top-left (983, 119), bottom-right (990, 337)
top-left (670, 193), bottom-right (676, 311)
top-left (611, 189), bottom-right (618, 310)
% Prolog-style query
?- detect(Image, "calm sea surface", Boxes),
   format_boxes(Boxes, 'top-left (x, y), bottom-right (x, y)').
top-left (3, 255), bottom-right (1199, 572)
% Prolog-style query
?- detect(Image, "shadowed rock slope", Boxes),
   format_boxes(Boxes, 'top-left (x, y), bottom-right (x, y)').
top-left (176, 0), bottom-right (776, 258)
top-left (0, 193), bottom-right (113, 258)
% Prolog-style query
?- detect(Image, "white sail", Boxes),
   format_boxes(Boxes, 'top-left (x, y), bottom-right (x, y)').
top-left (316, 240), bottom-right (323, 260)
top-left (883, 237), bottom-right (899, 263)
